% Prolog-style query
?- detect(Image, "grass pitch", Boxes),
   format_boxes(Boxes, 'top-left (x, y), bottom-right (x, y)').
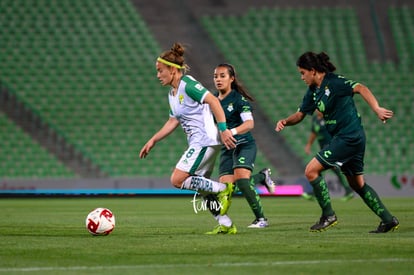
top-left (0, 196), bottom-right (413, 274)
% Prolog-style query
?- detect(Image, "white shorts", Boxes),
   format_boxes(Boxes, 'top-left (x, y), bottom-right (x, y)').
top-left (176, 145), bottom-right (221, 178)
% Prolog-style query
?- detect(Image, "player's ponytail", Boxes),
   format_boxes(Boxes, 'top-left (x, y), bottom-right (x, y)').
top-left (158, 42), bottom-right (190, 72)
top-left (317, 52), bottom-right (336, 73)
top-left (296, 51), bottom-right (336, 73)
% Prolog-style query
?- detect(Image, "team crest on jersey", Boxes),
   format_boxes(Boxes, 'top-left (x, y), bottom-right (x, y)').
top-left (227, 103), bottom-right (234, 112)
top-left (179, 94), bottom-right (184, 104)
top-left (324, 86), bottom-right (331, 97)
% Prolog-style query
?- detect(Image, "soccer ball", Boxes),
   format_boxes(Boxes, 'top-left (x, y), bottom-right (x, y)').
top-left (85, 208), bottom-right (115, 236)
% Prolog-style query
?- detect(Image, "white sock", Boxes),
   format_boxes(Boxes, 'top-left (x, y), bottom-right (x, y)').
top-left (214, 214), bottom-right (232, 227)
top-left (181, 176), bottom-right (226, 193)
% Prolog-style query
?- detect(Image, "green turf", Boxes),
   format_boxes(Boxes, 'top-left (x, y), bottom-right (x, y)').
top-left (0, 196), bottom-right (413, 274)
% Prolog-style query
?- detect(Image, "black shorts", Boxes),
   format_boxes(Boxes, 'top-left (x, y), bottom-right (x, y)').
top-left (315, 130), bottom-right (366, 176)
top-left (218, 141), bottom-right (257, 177)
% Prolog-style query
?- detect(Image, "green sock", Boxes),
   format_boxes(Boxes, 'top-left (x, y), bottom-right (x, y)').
top-left (250, 173), bottom-right (265, 186)
top-left (309, 176), bottom-right (335, 217)
top-left (332, 167), bottom-right (353, 194)
top-left (356, 183), bottom-right (393, 223)
top-left (236, 178), bottom-right (264, 219)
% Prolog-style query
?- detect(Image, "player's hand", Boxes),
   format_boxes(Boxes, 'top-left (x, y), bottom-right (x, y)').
top-left (139, 139), bottom-right (155, 158)
top-left (220, 129), bottom-right (236, 149)
top-left (376, 107), bottom-right (394, 123)
top-left (275, 120), bottom-right (286, 132)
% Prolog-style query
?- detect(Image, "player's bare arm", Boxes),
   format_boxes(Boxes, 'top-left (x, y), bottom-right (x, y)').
top-left (203, 92), bottom-right (236, 149)
top-left (353, 84), bottom-right (394, 123)
top-left (305, 132), bottom-right (317, 155)
top-left (275, 111), bottom-right (306, 132)
top-left (139, 117), bottom-right (180, 158)
top-left (233, 119), bottom-right (254, 135)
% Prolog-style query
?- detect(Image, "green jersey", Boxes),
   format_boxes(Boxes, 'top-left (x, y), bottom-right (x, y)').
top-left (299, 73), bottom-right (362, 138)
top-left (218, 90), bottom-right (254, 145)
top-left (311, 115), bottom-right (331, 148)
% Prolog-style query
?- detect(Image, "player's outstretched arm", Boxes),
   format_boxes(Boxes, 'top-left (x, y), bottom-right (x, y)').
top-left (354, 84), bottom-right (394, 123)
top-left (139, 117), bottom-right (180, 158)
top-left (275, 111), bottom-right (306, 132)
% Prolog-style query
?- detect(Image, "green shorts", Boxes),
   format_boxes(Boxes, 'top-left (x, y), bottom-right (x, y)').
top-left (218, 140), bottom-right (257, 177)
top-left (315, 129), bottom-right (366, 176)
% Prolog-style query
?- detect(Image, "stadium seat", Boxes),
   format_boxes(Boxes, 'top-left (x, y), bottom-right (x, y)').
top-left (0, 0), bottom-right (187, 178)
top-left (0, 112), bottom-right (77, 178)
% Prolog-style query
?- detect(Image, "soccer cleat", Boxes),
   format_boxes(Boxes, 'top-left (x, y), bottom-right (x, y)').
top-left (205, 224), bottom-right (237, 235)
top-left (247, 218), bottom-right (269, 228)
top-left (341, 192), bottom-right (355, 202)
top-left (369, 216), bottom-right (399, 233)
top-left (217, 182), bottom-right (234, 215)
top-left (310, 215), bottom-right (338, 232)
top-left (260, 168), bottom-right (276, 194)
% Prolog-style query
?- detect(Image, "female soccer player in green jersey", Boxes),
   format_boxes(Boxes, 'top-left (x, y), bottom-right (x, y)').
top-left (204, 63), bottom-right (275, 233)
top-left (275, 52), bottom-right (399, 233)
top-left (139, 43), bottom-right (236, 229)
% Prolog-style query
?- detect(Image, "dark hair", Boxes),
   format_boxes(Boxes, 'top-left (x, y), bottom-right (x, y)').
top-left (159, 42), bottom-right (189, 71)
top-left (296, 52), bottom-right (336, 73)
top-left (216, 63), bottom-right (254, 102)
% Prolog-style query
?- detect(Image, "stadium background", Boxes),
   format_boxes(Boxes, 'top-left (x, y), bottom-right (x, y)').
top-left (0, 0), bottom-right (413, 196)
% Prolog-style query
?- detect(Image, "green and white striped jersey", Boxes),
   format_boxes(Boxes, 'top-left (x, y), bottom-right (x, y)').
top-left (168, 75), bottom-right (221, 147)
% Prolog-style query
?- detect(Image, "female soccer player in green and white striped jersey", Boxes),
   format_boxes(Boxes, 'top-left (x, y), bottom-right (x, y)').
top-left (139, 43), bottom-right (236, 231)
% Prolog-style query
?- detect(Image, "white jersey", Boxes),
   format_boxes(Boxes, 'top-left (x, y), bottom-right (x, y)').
top-left (168, 75), bottom-right (221, 147)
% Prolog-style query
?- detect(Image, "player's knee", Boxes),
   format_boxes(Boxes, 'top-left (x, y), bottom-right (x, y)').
top-left (170, 180), bottom-right (182, 189)
top-left (304, 165), bottom-right (319, 181)
top-left (170, 173), bottom-right (187, 188)
top-left (235, 178), bottom-right (250, 192)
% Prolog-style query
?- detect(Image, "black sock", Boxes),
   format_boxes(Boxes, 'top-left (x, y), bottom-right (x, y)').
top-left (355, 183), bottom-right (393, 223)
top-left (250, 173), bottom-right (265, 186)
top-left (236, 178), bottom-right (264, 219)
top-left (309, 176), bottom-right (335, 217)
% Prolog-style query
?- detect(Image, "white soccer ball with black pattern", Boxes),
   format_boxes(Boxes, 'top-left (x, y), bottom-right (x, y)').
top-left (85, 208), bottom-right (115, 236)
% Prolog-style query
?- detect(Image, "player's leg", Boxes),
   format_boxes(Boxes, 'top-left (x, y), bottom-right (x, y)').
top-left (344, 174), bottom-right (399, 233)
top-left (172, 145), bottom-right (233, 215)
top-left (233, 142), bottom-right (269, 228)
top-left (341, 130), bottom-right (398, 233)
top-left (191, 145), bottom-right (235, 232)
top-left (205, 149), bottom-right (237, 234)
top-left (234, 168), bottom-right (268, 228)
top-left (250, 168), bottom-right (276, 194)
top-left (203, 194), bottom-right (237, 235)
top-left (305, 157), bottom-right (337, 232)
top-left (332, 166), bottom-right (354, 201)
top-left (203, 192), bottom-right (237, 234)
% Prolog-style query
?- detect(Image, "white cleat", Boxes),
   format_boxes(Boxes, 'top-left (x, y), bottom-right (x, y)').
top-left (260, 168), bottom-right (276, 194)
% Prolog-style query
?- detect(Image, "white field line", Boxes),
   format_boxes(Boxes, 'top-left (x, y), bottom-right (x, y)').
top-left (0, 258), bottom-right (412, 272)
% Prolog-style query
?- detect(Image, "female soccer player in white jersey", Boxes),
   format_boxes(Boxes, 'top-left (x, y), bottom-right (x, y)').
top-left (139, 43), bottom-right (236, 230)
